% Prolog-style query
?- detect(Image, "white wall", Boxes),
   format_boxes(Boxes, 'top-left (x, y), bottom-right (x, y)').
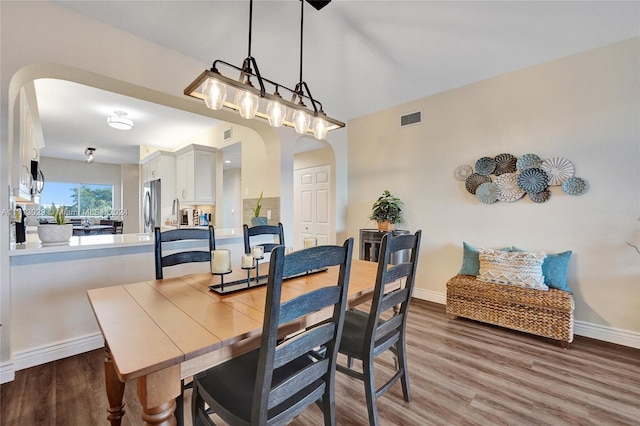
top-left (346, 38), bottom-right (640, 345)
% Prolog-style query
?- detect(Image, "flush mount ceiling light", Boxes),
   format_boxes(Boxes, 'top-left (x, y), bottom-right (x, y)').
top-left (85, 147), bottom-right (95, 164)
top-left (184, 0), bottom-right (344, 140)
top-left (107, 110), bottom-right (134, 130)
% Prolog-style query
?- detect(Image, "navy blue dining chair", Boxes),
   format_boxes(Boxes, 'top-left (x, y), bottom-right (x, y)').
top-left (336, 230), bottom-right (422, 426)
top-left (191, 238), bottom-right (354, 425)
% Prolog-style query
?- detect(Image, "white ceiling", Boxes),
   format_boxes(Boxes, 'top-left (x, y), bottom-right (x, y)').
top-left (37, 1), bottom-right (639, 165)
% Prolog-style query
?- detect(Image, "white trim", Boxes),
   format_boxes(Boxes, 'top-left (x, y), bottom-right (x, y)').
top-left (413, 291), bottom-right (640, 349)
top-left (0, 361), bottom-right (15, 384)
top-left (13, 333), bottom-right (104, 373)
top-left (413, 288), bottom-right (446, 305)
top-left (574, 320), bottom-right (640, 349)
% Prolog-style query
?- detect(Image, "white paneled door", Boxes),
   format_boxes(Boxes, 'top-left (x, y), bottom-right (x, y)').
top-left (294, 164), bottom-right (331, 249)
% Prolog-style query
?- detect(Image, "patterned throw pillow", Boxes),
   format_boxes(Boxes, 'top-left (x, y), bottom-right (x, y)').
top-left (458, 242), bottom-right (511, 275)
top-left (477, 248), bottom-right (548, 290)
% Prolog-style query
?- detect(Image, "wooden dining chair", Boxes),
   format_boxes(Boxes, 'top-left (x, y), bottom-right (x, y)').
top-left (191, 238), bottom-right (354, 426)
top-left (336, 230), bottom-right (422, 426)
top-left (154, 226), bottom-right (215, 425)
top-left (243, 223), bottom-right (285, 255)
top-left (154, 226), bottom-right (215, 280)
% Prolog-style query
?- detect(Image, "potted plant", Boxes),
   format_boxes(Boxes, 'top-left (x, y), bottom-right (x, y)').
top-left (251, 191), bottom-right (268, 226)
top-left (369, 190), bottom-right (405, 232)
top-left (38, 203), bottom-right (73, 245)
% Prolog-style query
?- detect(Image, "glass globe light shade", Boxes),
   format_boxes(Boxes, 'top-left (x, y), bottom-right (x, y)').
top-left (266, 99), bottom-right (287, 127)
top-left (203, 79), bottom-right (226, 110)
top-left (235, 89), bottom-right (259, 119)
top-left (312, 116), bottom-right (329, 140)
top-left (292, 109), bottom-right (311, 134)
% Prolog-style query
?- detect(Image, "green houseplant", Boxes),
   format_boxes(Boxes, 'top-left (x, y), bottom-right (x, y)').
top-left (38, 203), bottom-right (73, 245)
top-left (251, 191), bottom-right (268, 226)
top-left (369, 190), bottom-right (405, 232)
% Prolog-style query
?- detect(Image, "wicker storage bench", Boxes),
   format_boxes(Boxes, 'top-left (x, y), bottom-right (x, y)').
top-left (446, 274), bottom-right (574, 347)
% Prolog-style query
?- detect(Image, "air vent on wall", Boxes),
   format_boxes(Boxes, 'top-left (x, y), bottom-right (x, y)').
top-left (400, 111), bottom-right (422, 127)
top-left (223, 128), bottom-right (232, 141)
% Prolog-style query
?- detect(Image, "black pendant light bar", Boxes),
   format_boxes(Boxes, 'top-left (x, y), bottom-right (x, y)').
top-left (184, 0), bottom-right (344, 139)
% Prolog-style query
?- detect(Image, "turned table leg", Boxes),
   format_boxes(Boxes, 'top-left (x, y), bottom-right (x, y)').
top-left (104, 345), bottom-right (126, 425)
top-left (137, 364), bottom-right (181, 426)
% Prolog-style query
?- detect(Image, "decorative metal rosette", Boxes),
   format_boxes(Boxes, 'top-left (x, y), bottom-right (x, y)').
top-left (465, 173), bottom-right (492, 194)
top-left (517, 168), bottom-right (549, 194)
top-left (493, 153), bottom-right (517, 176)
top-left (495, 173), bottom-right (525, 202)
top-left (541, 157), bottom-right (575, 186)
top-left (516, 153), bottom-right (542, 171)
top-left (529, 190), bottom-right (551, 203)
top-left (474, 157), bottom-right (496, 176)
top-left (561, 177), bottom-right (587, 195)
top-left (455, 164), bottom-right (473, 181)
top-left (475, 182), bottom-right (500, 204)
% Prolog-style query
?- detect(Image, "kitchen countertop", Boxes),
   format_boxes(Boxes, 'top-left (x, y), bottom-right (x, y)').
top-left (9, 227), bottom-right (244, 256)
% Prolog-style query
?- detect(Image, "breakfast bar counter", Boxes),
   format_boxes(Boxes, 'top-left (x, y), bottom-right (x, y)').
top-left (4, 228), bottom-right (246, 383)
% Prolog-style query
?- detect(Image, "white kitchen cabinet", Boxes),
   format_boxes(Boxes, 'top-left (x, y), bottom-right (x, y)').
top-left (175, 144), bottom-right (216, 205)
top-left (140, 150), bottom-right (176, 224)
top-left (13, 87), bottom-right (43, 201)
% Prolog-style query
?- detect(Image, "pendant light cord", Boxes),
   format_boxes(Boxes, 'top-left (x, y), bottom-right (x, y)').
top-left (299, 0), bottom-right (304, 85)
top-left (248, 0), bottom-right (253, 58)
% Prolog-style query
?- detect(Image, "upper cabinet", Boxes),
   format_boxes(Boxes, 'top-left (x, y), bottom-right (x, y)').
top-left (140, 150), bottom-right (176, 206)
top-left (14, 86), bottom-right (45, 201)
top-left (175, 144), bottom-right (216, 205)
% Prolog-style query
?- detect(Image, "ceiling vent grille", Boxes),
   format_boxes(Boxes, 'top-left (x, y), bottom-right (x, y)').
top-left (223, 128), bottom-right (232, 141)
top-left (400, 111), bottom-right (422, 127)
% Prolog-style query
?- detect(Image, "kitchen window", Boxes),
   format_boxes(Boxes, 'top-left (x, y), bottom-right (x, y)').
top-left (40, 182), bottom-right (114, 217)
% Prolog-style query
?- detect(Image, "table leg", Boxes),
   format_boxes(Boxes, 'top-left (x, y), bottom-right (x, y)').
top-left (137, 364), bottom-right (181, 426)
top-left (104, 345), bottom-right (126, 425)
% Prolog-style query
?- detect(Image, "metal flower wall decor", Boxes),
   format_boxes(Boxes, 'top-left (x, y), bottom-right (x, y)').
top-left (454, 153), bottom-right (587, 204)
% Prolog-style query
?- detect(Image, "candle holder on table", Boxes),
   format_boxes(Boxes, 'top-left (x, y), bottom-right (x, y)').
top-left (211, 249), bottom-right (232, 292)
top-left (241, 253), bottom-right (256, 287)
top-left (251, 245), bottom-right (265, 284)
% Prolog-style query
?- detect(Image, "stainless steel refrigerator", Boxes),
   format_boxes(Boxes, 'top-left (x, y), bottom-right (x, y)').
top-left (143, 179), bottom-right (161, 233)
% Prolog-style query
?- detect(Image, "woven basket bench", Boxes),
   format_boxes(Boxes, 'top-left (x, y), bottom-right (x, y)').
top-left (446, 274), bottom-right (575, 347)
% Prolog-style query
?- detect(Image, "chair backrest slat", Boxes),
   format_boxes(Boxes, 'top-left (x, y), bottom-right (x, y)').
top-left (279, 286), bottom-right (342, 325)
top-left (154, 226), bottom-right (215, 279)
top-left (380, 288), bottom-right (409, 312)
top-left (243, 223), bottom-right (285, 254)
top-left (382, 263), bottom-right (414, 284)
top-left (374, 314), bottom-right (403, 342)
top-left (273, 323), bottom-right (335, 369)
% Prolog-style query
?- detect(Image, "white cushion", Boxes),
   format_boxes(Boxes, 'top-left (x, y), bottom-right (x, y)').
top-left (477, 248), bottom-right (548, 290)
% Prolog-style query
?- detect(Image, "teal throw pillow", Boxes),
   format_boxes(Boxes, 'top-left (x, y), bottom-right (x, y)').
top-left (458, 242), bottom-right (511, 276)
top-left (512, 247), bottom-right (572, 292)
top-left (542, 251), bottom-right (572, 292)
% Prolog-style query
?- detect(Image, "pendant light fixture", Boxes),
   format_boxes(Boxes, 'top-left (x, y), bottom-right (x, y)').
top-left (184, 0), bottom-right (344, 139)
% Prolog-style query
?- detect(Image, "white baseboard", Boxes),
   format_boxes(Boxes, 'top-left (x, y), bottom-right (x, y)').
top-left (0, 361), bottom-right (15, 384)
top-left (413, 291), bottom-right (640, 349)
top-left (413, 288), bottom-right (446, 304)
top-left (13, 333), bottom-right (105, 373)
top-left (574, 320), bottom-right (640, 349)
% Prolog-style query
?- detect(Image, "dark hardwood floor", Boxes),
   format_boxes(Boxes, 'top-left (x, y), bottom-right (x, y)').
top-left (2, 300), bottom-right (639, 425)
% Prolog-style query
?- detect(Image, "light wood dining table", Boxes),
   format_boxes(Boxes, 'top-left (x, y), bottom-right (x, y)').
top-left (87, 258), bottom-right (380, 425)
